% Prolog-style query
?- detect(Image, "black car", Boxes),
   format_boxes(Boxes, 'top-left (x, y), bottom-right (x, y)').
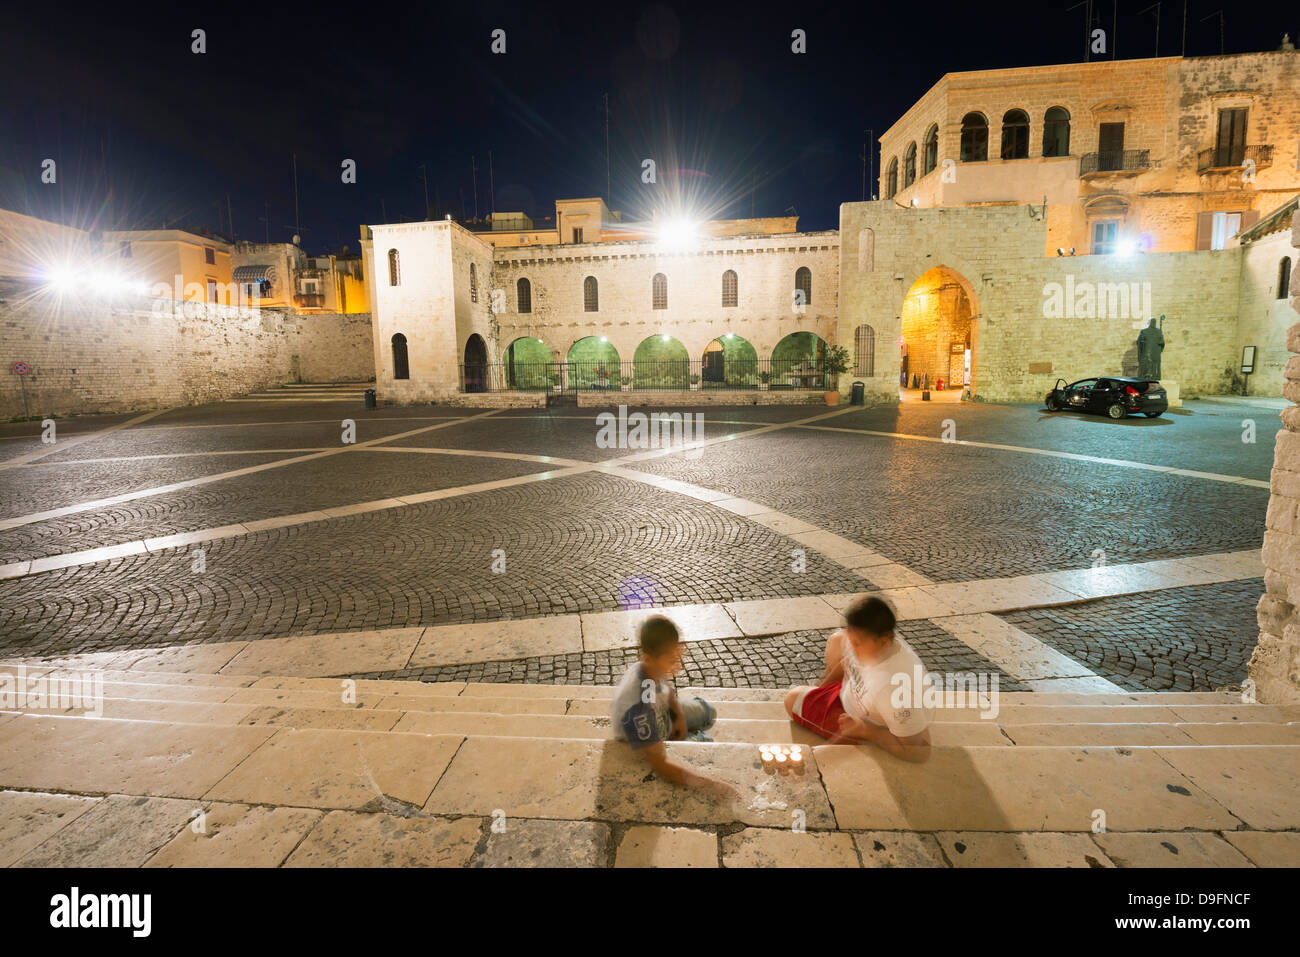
top-left (1045, 376), bottom-right (1168, 419)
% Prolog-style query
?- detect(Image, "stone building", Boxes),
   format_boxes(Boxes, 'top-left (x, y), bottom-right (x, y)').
top-left (230, 240), bottom-right (368, 315)
top-left (879, 50), bottom-right (1300, 257)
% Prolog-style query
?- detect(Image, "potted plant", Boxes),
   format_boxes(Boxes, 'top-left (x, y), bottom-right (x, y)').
top-left (758, 371), bottom-right (771, 391)
top-left (620, 375), bottom-right (632, 392)
top-left (689, 373), bottom-right (701, 391)
top-left (822, 345), bottom-right (851, 406)
top-left (549, 373), bottom-right (562, 393)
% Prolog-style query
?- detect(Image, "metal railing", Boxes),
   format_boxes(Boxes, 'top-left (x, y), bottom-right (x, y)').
top-left (459, 359), bottom-right (831, 393)
top-left (1079, 149), bottom-right (1150, 175)
top-left (1197, 144), bottom-right (1272, 173)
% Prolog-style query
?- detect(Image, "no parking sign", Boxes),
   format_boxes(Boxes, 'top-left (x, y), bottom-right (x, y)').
top-left (12, 361), bottom-right (28, 375)
top-left (12, 361), bottom-right (30, 417)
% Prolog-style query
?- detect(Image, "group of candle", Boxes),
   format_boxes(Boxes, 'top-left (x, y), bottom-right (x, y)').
top-left (759, 743), bottom-right (805, 774)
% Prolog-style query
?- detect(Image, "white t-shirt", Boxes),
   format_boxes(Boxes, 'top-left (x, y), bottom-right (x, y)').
top-left (838, 633), bottom-right (934, 738)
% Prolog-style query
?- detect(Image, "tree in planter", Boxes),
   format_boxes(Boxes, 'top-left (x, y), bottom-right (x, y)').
top-left (620, 375), bottom-right (632, 391)
top-left (822, 345), bottom-right (851, 397)
top-left (758, 370), bottom-right (771, 389)
top-left (689, 373), bottom-right (701, 389)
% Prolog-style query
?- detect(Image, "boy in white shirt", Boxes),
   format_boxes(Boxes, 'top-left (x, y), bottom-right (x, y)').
top-left (783, 595), bottom-right (933, 762)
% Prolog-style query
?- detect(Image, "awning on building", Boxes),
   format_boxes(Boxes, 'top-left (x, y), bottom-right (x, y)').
top-left (233, 265), bottom-right (278, 284)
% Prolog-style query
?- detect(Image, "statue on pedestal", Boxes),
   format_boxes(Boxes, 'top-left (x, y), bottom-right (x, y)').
top-left (1137, 316), bottom-right (1165, 379)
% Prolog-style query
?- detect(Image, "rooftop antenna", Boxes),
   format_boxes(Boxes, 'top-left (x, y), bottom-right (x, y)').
top-left (1199, 9), bottom-right (1225, 55)
top-left (1067, 0), bottom-right (1095, 61)
top-left (603, 93), bottom-right (611, 204)
top-left (471, 156), bottom-right (479, 220)
top-left (1138, 2), bottom-right (1162, 56)
top-left (226, 193), bottom-right (234, 240)
top-left (863, 129), bottom-right (875, 201)
top-left (292, 153), bottom-right (301, 241)
top-left (418, 164), bottom-right (430, 220)
top-left (488, 151), bottom-right (495, 218)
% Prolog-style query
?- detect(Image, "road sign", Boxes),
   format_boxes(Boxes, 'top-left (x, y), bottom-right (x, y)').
top-left (12, 362), bottom-right (29, 376)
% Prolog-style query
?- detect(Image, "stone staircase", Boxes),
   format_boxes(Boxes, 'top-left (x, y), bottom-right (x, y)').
top-left (1, 665), bottom-right (1298, 867)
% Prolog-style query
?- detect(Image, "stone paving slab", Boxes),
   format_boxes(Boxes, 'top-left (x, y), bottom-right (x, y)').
top-left (1000, 723), bottom-right (1198, 746)
top-left (852, 831), bottom-right (949, 866)
top-left (615, 825), bottom-right (718, 868)
top-left (143, 803), bottom-right (323, 868)
top-left (219, 628), bottom-right (424, 677)
top-left (1153, 746), bottom-right (1300, 830)
top-left (474, 819), bottom-right (611, 867)
top-left (239, 705), bottom-right (405, 732)
top-left (205, 728), bottom-right (464, 811)
top-left (580, 603), bottom-right (741, 652)
top-left (1175, 722), bottom-right (1300, 745)
top-left (0, 790), bottom-right (100, 867)
top-left (815, 745), bottom-right (1242, 832)
top-left (1090, 831), bottom-right (1254, 868)
top-left (13, 794), bottom-right (195, 867)
top-left (407, 617), bottom-right (583, 669)
top-left (0, 715), bottom-right (276, 798)
top-left (106, 642), bottom-right (251, 675)
top-left (426, 738), bottom-right (836, 828)
top-left (935, 831), bottom-right (1115, 867)
top-left (378, 693), bottom-right (569, 714)
top-left (283, 810), bottom-right (482, 867)
top-left (720, 827), bottom-right (859, 867)
top-left (724, 596), bottom-right (841, 635)
top-left (1221, 830), bottom-right (1300, 867)
top-left (224, 688), bottom-right (389, 710)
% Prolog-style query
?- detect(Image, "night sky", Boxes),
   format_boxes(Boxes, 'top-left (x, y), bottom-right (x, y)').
top-left (2, 0), bottom-right (1295, 251)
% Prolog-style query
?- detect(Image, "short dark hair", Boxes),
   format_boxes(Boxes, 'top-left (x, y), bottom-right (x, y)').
top-left (638, 615), bottom-right (680, 656)
top-left (844, 595), bottom-right (896, 638)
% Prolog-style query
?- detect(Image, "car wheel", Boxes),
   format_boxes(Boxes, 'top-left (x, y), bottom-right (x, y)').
top-left (1107, 403), bottom-right (1126, 419)
top-left (1046, 396), bottom-right (1061, 412)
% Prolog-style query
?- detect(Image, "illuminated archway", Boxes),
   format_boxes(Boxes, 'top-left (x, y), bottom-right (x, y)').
top-left (770, 332), bottom-right (828, 389)
top-left (702, 334), bottom-right (758, 388)
top-left (633, 334), bottom-right (690, 389)
top-left (899, 266), bottom-right (979, 394)
top-left (503, 336), bottom-right (552, 390)
top-left (567, 336), bottom-right (621, 390)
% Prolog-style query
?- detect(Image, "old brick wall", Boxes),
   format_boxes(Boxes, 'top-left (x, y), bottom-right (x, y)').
top-left (1251, 209), bottom-right (1300, 703)
top-left (0, 293), bottom-right (371, 418)
top-left (1237, 229), bottom-right (1297, 396)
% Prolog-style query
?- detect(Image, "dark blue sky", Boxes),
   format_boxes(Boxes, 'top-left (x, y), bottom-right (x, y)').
top-left (2, 0), bottom-right (1294, 252)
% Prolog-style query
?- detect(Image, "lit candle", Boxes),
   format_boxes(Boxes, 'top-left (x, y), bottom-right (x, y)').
top-left (774, 752), bottom-right (788, 772)
top-left (761, 751), bottom-right (776, 773)
top-left (789, 750), bottom-right (805, 773)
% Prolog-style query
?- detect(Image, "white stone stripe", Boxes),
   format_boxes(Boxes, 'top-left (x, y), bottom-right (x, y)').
top-left (936, 613), bottom-right (1125, 692)
top-left (0, 409), bottom-right (502, 533)
top-left (0, 408), bottom-right (167, 471)
top-left (797, 424), bottom-right (1270, 489)
top-left (5, 449), bottom-right (338, 467)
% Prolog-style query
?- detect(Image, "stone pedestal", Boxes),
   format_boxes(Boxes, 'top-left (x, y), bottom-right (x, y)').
top-left (1158, 380), bottom-right (1181, 408)
top-left (1249, 210), bottom-right (1300, 704)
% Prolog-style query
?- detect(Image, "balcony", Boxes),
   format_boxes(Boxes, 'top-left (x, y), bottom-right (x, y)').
top-left (293, 292), bottom-right (325, 309)
top-left (1079, 150), bottom-right (1151, 177)
top-left (1197, 144), bottom-right (1272, 174)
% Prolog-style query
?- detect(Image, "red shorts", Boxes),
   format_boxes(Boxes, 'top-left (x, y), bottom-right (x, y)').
top-left (789, 682), bottom-right (846, 739)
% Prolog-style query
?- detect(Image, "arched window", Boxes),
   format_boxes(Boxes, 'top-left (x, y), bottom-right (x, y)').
top-left (923, 125), bottom-right (939, 175)
top-left (721, 269), bottom-right (738, 307)
top-left (470, 263), bottom-right (478, 303)
top-left (387, 249), bottom-right (400, 286)
top-left (516, 277), bottom-right (531, 313)
top-left (854, 324), bottom-right (876, 376)
top-left (391, 332), bottom-right (409, 380)
top-left (795, 266), bottom-right (812, 307)
top-left (652, 273), bottom-right (667, 310)
top-left (903, 142), bottom-right (918, 187)
top-left (1280, 257), bottom-right (1293, 300)
top-left (960, 113), bottom-right (988, 162)
top-left (584, 276), bottom-right (598, 312)
top-left (886, 158), bottom-right (898, 199)
top-left (1042, 106), bottom-right (1071, 157)
top-left (1001, 109), bottom-right (1029, 160)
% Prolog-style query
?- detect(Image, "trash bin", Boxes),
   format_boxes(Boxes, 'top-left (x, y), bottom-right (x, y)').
top-left (364, 388), bottom-right (376, 410)
top-left (850, 381), bottom-right (865, 406)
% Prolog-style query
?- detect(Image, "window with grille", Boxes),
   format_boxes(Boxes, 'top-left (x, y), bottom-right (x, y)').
top-left (584, 276), bottom-right (598, 311)
top-left (855, 324), bottom-right (876, 376)
top-left (652, 273), bottom-right (667, 310)
top-left (205, 247), bottom-right (215, 265)
top-left (722, 269), bottom-right (738, 307)
top-left (470, 263), bottom-right (478, 302)
top-left (388, 249), bottom-right (400, 286)
top-left (794, 267), bottom-right (812, 306)
top-left (517, 277), bottom-right (531, 313)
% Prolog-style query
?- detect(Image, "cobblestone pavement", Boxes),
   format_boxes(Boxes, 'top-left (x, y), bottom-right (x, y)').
top-left (354, 621), bottom-right (1032, 692)
top-left (0, 398), bottom-right (1275, 685)
top-left (628, 427), bottom-right (1267, 581)
top-left (998, 579), bottom-right (1264, 691)
top-left (0, 472), bottom-right (868, 656)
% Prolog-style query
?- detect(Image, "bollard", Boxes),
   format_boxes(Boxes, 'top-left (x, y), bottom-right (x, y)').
top-left (364, 388), bottom-right (377, 410)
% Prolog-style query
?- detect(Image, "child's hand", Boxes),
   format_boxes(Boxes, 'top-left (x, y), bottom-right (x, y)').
top-left (704, 778), bottom-right (742, 805)
top-left (837, 712), bottom-right (867, 740)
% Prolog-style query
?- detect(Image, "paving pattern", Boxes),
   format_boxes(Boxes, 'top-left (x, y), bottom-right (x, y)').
top-left (999, 579), bottom-right (1263, 692)
top-left (356, 621), bottom-right (1031, 691)
top-left (0, 396), bottom-right (1279, 687)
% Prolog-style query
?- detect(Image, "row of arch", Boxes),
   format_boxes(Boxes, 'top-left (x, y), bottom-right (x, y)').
top-left (885, 107), bottom-right (1071, 197)
top-left (385, 249), bottom-right (815, 311)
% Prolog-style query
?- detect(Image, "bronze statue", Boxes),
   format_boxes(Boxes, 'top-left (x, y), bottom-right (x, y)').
top-left (1137, 316), bottom-right (1165, 379)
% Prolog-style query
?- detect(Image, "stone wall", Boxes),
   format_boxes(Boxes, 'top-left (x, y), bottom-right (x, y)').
top-left (0, 291), bottom-right (371, 418)
top-left (1237, 228), bottom-right (1297, 396)
top-left (1251, 209), bottom-right (1300, 703)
